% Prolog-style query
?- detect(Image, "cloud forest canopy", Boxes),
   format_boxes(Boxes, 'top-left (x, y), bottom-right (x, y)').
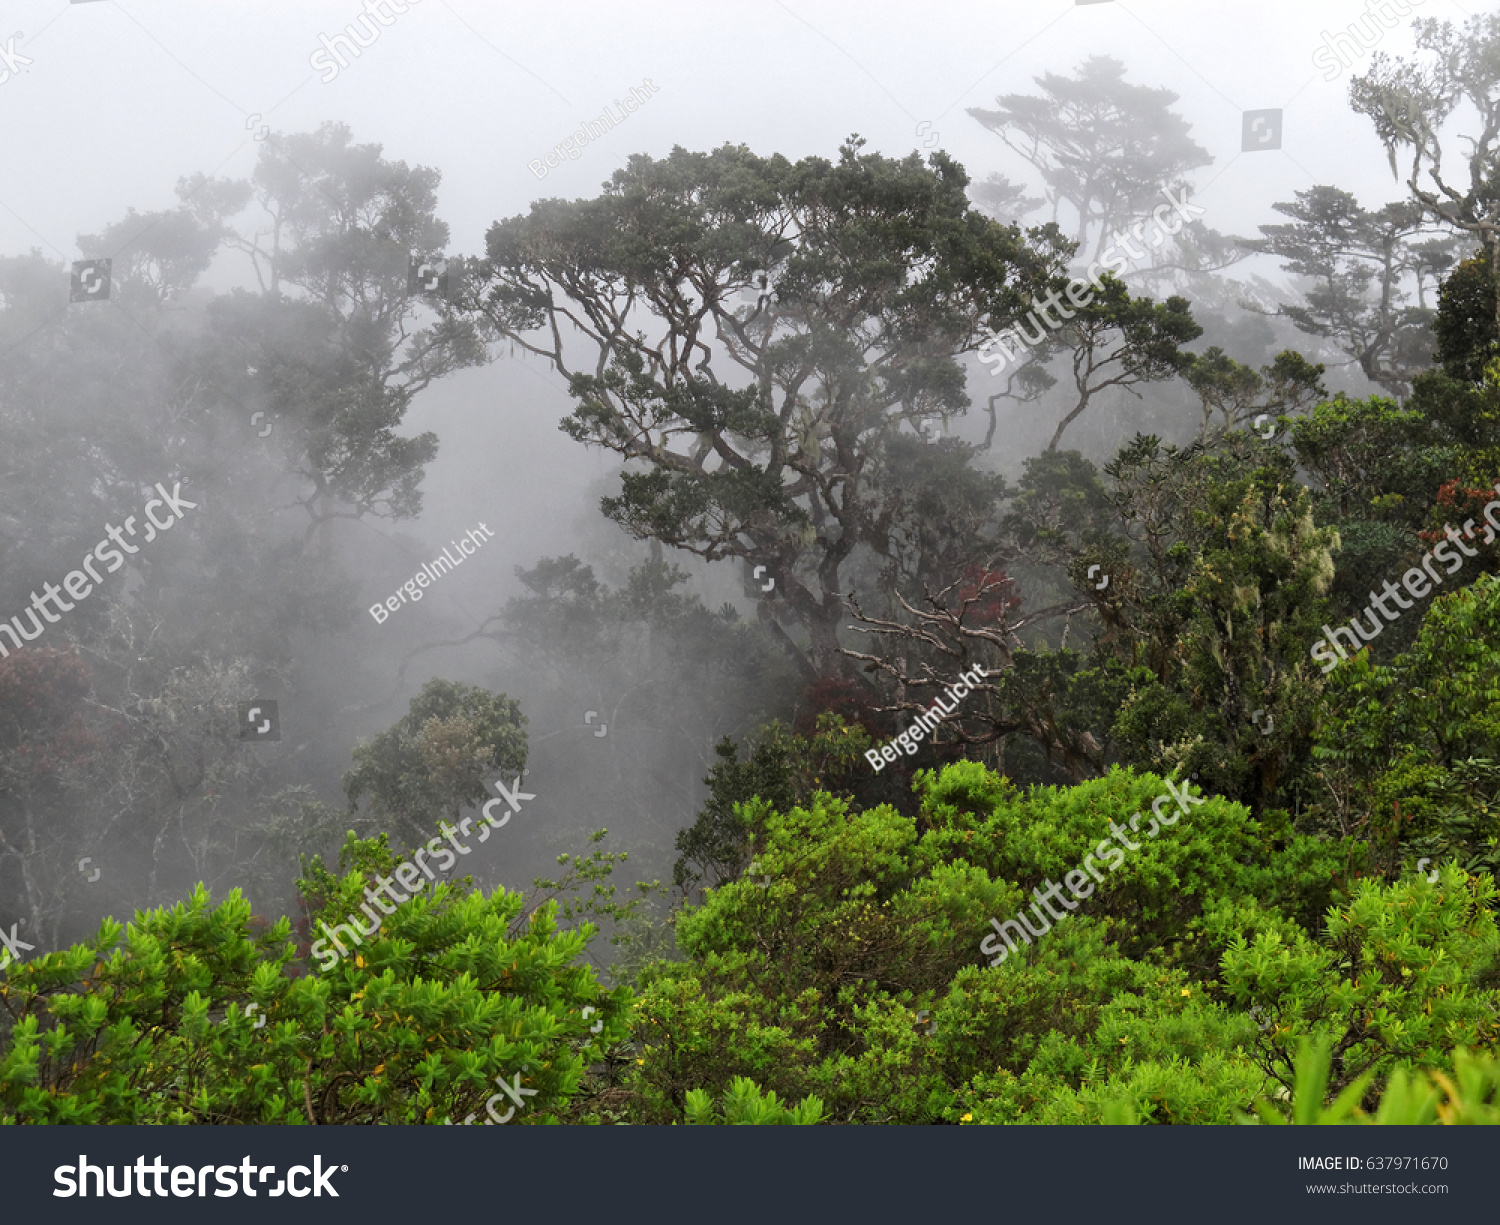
top-left (4, 10), bottom-right (1500, 1152)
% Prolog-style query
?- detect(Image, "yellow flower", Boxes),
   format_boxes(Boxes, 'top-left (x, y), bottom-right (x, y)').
top-left (636, 1058), bottom-right (645, 1065)
top-left (355, 955), bottom-right (366, 968)
top-left (1180, 988), bottom-right (1190, 997)
top-left (960, 1112), bottom-right (973, 1122)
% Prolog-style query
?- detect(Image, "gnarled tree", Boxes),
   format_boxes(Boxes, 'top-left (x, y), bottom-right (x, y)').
top-left (470, 138), bottom-right (1068, 677)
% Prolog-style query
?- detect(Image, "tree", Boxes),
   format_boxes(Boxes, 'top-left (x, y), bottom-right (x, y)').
top-left (344, 679), bottom-right (528, 847)
top-left (1287, 391), bottom-right (1446, 525)
top-left (672, 714), bottom-right (882, 896)
top-left (0, 649), bottom-right (111, 951)
top-left (470, 137), bottom-right (1067, 678)
top-left (840, 284), bottom-right (1205, 752)
top-left (967, 56), bottom-right (1212, 260)
top-left (1351, 14), bottom-right (1500, 349)
top-left (194, 122), bottom-right (487, 532)
top-left (403, 551), bottom-right (801, 886)
top-left (0, 837), bottom-right (628, 1124)
top-left (1433, 249), bottom-right (1498, 383)
top-left (1284, 391), bottom-right (1454, 629)
top-left (845, 414), bottom-right (1338, 808)
top-left (843, 562), bottom-right (1086, 772)
top-left (1309, 573), bottom-right (1500, 873)
top-left (1245, 186), bottom-right (1449, 396)
top-left (1094, 434), bottom-right (1340, 807)
top-left (76, 191), bottom-right (242, 305)
top-left (0, 128), bottom-right (496, 943)
top-left (1182, 347), bottom-right (1327, 442)
top-left (1034, 277), bottom-right (1202, 452)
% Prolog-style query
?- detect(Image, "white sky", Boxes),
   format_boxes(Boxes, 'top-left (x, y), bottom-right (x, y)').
top-left (0, 0), bottom-right (1483, 602)
top-left (0, 0), bottom-right (1475, 264)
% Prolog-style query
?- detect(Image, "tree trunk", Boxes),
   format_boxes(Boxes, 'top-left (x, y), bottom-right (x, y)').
top-left (1489, 229), bottom-right (1500, 361)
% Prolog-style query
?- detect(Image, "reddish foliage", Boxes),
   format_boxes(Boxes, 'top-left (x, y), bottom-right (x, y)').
top-left (794, 675), bottom-right (884, 738)
top-left (0, 648), bottom-right (106, 778)
top-left (10, 713), bottom-right (105, 780)
top-left (955, 565), bottom-right (1021, 626)
top-left (1419, 480), bottom-right (1500, 547)
top-left (0, 647), bottom-right (92, 722)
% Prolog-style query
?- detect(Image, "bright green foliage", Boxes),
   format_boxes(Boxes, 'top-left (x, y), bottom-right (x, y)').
top-left (628, 760), bottom-right (1343, 1124)
top-left (951, 920), bottom-right (1264, 1125)
top-left (1311, 574), bottom-right (1500, 875)
top-left (1246, 1038), bottom-right (1500, 1125)
top-left (1287, 393), bottom-right (1449, 529)
top-left (1221, 866), bottom-right (1500, 1097)
top-left (673, 714), bottom-right (880, 894)
top-left (634, 782), bottom-right (1019, 1122)
top-left (628, 756), bottom-right (1496, 1126)
top-left (0, 838), bottom-right (627, 1124)
top-left (684, 1076), bottom-right (825, 1124)
top-left (919, 764), bottom-right (1341, 970)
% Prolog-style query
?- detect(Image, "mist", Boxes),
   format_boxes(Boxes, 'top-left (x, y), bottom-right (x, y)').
top-left (3, 0), bottom-right (1499, 1145)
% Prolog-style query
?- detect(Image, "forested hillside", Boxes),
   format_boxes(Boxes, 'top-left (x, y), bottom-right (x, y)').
top-left (3, 8), bottom-right (1500, 1131)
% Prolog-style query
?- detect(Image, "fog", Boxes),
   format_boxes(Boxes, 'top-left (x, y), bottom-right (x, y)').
top-left (0, 0), bottom-right (1462, 959)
